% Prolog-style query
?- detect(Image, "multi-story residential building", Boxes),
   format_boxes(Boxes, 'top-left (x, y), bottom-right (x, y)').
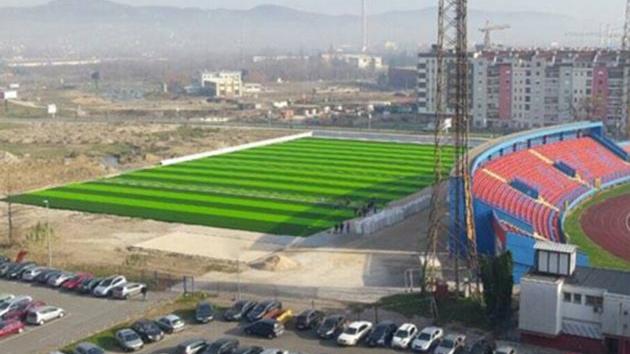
top-left (417, 49), bottom-right (630, 132)
top-left (201, 71), bottom-right (243, 98)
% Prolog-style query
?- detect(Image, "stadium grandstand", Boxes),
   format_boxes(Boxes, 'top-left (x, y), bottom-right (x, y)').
top-left (454, 121), bottom-right (630, 282)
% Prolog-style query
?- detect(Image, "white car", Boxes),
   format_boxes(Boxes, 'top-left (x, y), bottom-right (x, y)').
top-left (0, 295), bottom-right (32, 317)
top-left (337, 321), bottom-right (373, 346)
top-left (26, 305), bottom-right (65, 325)
top-left (495, 346), bottom-right (517, 354)
top-left (434, 334), bottom-right (466, 354)
top-left (261, 350), bottom-right (289, 354)
top-left (21, 267), bottom-right (48, 282)
top-left (47, 272), bottom-right (75, 287)
top-left (0, 293), bottom-right (14, 304)
top-left (411, 326), bottom-right (444, 352)
top-left (93, 275), bottom-right (127, 297)
top-left (391, 323), bottom-right (418, 349)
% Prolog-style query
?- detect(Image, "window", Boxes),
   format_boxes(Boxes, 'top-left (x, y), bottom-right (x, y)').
top-left (573, 294), bottom-right (582, 304)
top-left (564, 292), bottom-right (573, 303)
top-left (585, 296), bottom-right (603, 307)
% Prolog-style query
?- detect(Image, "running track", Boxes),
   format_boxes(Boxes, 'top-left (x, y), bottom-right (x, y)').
top-left (581, 194), bottom-right (630, 261)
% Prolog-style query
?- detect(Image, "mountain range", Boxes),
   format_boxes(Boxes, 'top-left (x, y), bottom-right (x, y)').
top-left (0, 0), bottom-right (601, 59)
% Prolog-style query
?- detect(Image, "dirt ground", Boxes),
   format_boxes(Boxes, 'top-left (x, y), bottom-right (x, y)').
top-left (0, 121), bottom-right (290, 276)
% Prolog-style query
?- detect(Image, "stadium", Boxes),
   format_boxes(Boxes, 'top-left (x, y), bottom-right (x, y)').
top-left (459, 121), bottom-right (630, 282)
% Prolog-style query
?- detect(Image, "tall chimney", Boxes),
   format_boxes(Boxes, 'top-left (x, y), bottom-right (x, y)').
top-left (361, 0), bottom-right (368, 52)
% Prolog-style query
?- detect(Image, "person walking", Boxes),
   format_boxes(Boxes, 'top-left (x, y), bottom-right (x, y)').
top-left (141, 286), bottom-right (148, 301)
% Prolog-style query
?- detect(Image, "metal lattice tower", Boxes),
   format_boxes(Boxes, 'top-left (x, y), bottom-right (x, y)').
top-left (422, 0), bottom-right (477, 297)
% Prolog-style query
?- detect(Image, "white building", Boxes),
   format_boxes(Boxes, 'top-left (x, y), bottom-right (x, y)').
top-left (201, 71), bottom-right (242, 98)
top-left (321, 53), bottom-right (385, 71)
top-left (0, 89), bottom-right (18, 100)
top-left (519, 242), bottom-right (630, 354)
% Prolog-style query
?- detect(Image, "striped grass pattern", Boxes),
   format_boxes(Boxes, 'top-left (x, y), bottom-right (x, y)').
top-left (11, 138), bottom-right (454, 236)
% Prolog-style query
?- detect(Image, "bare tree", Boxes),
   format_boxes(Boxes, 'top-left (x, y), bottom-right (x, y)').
top-left (0, 162), bottom-right (20, 245)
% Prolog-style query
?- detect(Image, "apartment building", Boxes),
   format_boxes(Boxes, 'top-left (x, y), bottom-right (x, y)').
top-left (201, 71), bottom-right (243, 98)
top-left (418, 49), bottom-right (630, 131)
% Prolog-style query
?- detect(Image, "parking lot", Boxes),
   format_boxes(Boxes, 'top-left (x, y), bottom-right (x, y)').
top-left (0, 279), bottom-right (175, 354)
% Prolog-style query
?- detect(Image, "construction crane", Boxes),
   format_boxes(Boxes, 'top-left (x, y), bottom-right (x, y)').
top-left (479, 20), bottom-right (510, 49)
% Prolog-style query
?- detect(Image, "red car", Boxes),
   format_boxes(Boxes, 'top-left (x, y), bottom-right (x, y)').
top-left (61, 273), bottom-right (93, 291)
top-left (2, 301), bottom-right (45, 322)
top-left (0, 319), bottom-right (25, 338)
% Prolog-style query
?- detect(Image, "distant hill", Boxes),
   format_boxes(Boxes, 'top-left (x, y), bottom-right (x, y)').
top-left (0, 0), bottom-right (595, 58)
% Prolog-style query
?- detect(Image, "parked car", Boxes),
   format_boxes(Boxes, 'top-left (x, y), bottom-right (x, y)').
top-left (111, 283), bottom-right (146, 300)
top-left (21, 267), bottom-right (49, 282)
top-left (48, 272), bottom-right (76, 287)
top-left (26, 305), bottom-right (65, 325)
top-left (391, 323), bottom-right (418, 349)
top-left (175, 338), bottom-right (208, 354)
top-left (337, 321), bottom-right (373, 346)
top-left (272, 309), bottom-right (293, 324)
top-left (260, 350), bottom-right (289, 354)
top-left (495, 347), bottom-right (516, 354)
top-left (0, 319), bottom-right (25, 338)
top-left (93, 275), bottom-right (126, 297)
top-left (7, 262), bottom-right (37, 279)
top-left (61, 273), bottom-right (93, 291)
top-left (0, 293), bottom-right (14, 304)
top-left (35, 269), bottom-right (60, 284)
top-left (0, 296), bottom-right (33, 317)
top-left (234, 346), bottom-right (264, 354)
top-left (411, 326), bottom-right (444, 352)
top-left (295, 309), bottom-right (324, 330)
top-left (73, 342), bottom-right (106, 354)
top-left (467, 338), bottom-right (496, 354)
top-left (435, 334), bottom-right (466, 354)
top-left (224, 300), bottom-right (257, 321)
top-left (246, 300), bottom-right (282, 322)
top-left (0, 262), bottom-right (16, 277)
top-left (0, 255), bottom-right (9, 264)
top-left (115, 328), bottom-right (144, 352)
top-left (244, 319), bottom-right (285, 339)
top-left (317, 314), bottom-right (346, 339)
top-left (194, 301), bottom-right (215, 323)
top-left (156, 314), bottom-right (185, 334)
top-left (366, 320), bottom-right (398, 347)
top-left (2, 300), bottom-right (45, 321)
top-left (202, 337), bottom-right (239, 354)
top-left (78, 277), bottom-right (103, 295)
top-left (131, 319), bottom-right (164, 343)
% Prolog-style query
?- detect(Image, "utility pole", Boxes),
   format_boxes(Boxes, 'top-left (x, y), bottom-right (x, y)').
top-left (422, 0), bottom-right (476, 298)
top-left (361, 0), bottom-right (368, 52)
top-left (44, 200), bottom-right (52, 267)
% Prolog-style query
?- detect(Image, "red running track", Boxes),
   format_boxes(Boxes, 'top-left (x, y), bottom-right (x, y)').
top-left (581, 194), bottom-right (630, 262)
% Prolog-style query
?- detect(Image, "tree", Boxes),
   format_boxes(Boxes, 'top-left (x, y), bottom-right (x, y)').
top-left (0, 161), bottom-right (19, 245)
top-left (480, 252), bottom-right (514, 326)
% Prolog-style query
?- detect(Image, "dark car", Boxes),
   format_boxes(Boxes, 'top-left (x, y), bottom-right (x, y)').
top-left (234, 346), bottom-right (264, 354)
top-left (35, 269), bottom-right (60, 284)
top-left (317, 314), bottom-right (346, 339)
top-left (202, 337), bottom-right (239, 354)
top-left (366, 320), bottom-right (398, 347)
top-left (73, 342), bottom-right (106, 354)
top-left (0, 262), bottom-right (16, 277)
top-left (7, 262), bottom-right (36, 279)
top-left (466, 338), bottom-right (496, 354)
top-left (246, 300), bottom-right (282, 322)
top-left (295, 309), bottom-right (324, 330)
top-left (195, 301), bottom-right (215, 323)
top-left (131, 319), bottom-right (164, 343)
top-left (78, 277), bottom-right (103, 295)
top-left (224, 300), bottom-right (257, 321)
top-left (244, 319), bottom-right (285, 339)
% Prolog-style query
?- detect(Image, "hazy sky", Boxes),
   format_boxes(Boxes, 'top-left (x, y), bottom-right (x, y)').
top-left (0, 0), bottom-right (625, 24)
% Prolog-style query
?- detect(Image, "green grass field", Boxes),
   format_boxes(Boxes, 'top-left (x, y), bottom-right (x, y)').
top-left (564, 183), bottom-right (630, 270)
top-left (11, 138), bottom-right (451, 237)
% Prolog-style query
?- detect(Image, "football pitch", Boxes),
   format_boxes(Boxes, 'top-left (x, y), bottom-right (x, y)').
top-left (11, 138), bottom-right (453, 236)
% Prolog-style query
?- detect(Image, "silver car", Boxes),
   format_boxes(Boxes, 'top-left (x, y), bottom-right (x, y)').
top-left (111, 283), bottom-right (146, 300)
top-left (115, 328), bottom-right (144, 351)
top-left (0, 295), bottom-right (32, 318)
top-left (26, 305), bottom-right (65, 325)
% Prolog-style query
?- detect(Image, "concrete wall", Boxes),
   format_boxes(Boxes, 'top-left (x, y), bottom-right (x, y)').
top-left (160, 131), bottom-right (313, 166)
top-left (519, 276), bottom-right (563, 335)
top-left (603, 293), bottom-right (630, 338)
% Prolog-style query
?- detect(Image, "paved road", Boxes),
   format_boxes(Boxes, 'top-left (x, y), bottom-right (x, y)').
top-left (0, 280), bottom-right (175, 354)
